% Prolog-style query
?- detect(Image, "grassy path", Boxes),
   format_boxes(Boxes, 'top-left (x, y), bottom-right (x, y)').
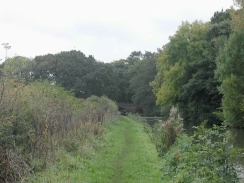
top-left (30, 116), bottom-right (162, 182)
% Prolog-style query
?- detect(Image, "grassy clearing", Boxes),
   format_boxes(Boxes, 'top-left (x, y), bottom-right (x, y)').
top-left (29, 116), bottom-right (162, 183)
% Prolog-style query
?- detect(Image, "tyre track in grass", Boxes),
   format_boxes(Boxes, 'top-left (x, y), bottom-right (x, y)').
top-left (110, 116), bottom-right (162, 183)
top-left (112, 118), bottom-right (131, 183)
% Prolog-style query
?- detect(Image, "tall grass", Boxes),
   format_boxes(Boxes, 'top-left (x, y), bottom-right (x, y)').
top-left (152, 107), bottom-right (184, 155)
top-left (30, 116), bottom-right (162, 183)
top-left (0, 79), bottom-right (118, 182)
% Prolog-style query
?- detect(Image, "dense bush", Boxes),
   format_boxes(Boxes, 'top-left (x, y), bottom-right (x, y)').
top-left (0, 79), bottom-right (118, 182)
top-left (145, 106), bottom-right (242, 182)
top-left (161, 122), bottom-right (241, 182)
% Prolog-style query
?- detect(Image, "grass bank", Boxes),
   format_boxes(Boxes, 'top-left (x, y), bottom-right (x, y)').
top-left (29, 116), bottom-right (162, 182)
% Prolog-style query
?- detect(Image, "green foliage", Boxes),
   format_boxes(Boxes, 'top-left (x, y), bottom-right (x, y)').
top-left (111, 51), bottom-right (145, 103)
top-left (210, 9), bottom-right (231, 24)
top-left (2, 56), bottom-right (34, 81)
top-left (161, 122), bottom-right (240, 182)
top-left (83, 95), bottom-right (118, 127)
top-left (110, 51), bottom-right (161, 115)
top-left (152, 20), bottom-right (222, 124)
top-left (128, 51), bottom-right (161, 115)
top-left (160, 104), bottom-right (172, 117)
top-left (0, 77), bottom-right (118, 182)
top-left (32, 51), bottom-right (119, 100)
top-left (110, 59), bottom-right (132, 102)
top-left (231, 5), bottom-right (244, 31)
top-left (126, 51), bottom-right (143, 65)
top-left (30, 117), bottom-right (162, 183)
top-left (155, 62), bottom-right (185, 105)
top-left (215, 29), bottom-right (244, 127)
top-left (6, 50), bottom-right (161, 115)
top-left (208, 8), bottom-right (232, 43)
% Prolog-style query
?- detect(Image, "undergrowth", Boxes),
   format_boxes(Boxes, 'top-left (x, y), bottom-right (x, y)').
top-left (161, 122), bottom-right (241, 182)
top-left (0, 78), bottom-right (118, 182)
top-left (28, 116), bottom-right (162, 183)
top-left (146, 106), bottom-right (242, 182)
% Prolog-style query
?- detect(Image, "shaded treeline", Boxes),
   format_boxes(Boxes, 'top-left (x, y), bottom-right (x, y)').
top-left (151, 11), bottom-right (231, 125)
top-left (147, 3), bottom-right (244, 180)
top-left (1, 50), bottom-right (161, 116)
top-left (4, 5), bottom-right (244, 126)
top-left (152, 4), bottom-right (244, 128)
top-left (3, 5), bottom-right (244, 126)
top-left (9, 6), bottom-right (244, 127)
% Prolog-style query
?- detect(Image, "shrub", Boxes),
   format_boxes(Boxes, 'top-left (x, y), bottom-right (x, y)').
top-left (161, 122), bottom-right (241, 182)
top-left (0, 79), bottom-right (118, 182)
top-left (152, 107), bottom-right (184, 155)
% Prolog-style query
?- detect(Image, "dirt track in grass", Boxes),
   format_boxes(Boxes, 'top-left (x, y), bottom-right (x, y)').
top-left (108, 116), bottom-right (162, 183)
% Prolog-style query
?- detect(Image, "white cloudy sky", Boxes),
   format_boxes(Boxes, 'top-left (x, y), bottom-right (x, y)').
top-left (0, 0), bottom-right (234, 63)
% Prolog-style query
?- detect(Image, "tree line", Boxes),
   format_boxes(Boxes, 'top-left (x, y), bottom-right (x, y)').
top-left (0, 50), bottom-right (161, 116)
top-left (152, 3), bottom-right (244, 128)
top-left (1, 2), bottom-right (244, 127)
top-left (1, 1), bottom-right (244, 181)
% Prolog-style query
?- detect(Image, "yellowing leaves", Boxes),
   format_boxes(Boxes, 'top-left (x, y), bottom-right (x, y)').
top-left (230, 8), bottom-right (244, 31)
top-left (156, 63), bottom-right (185, 106)
top-left (153, 21), bottom-right (210, 108)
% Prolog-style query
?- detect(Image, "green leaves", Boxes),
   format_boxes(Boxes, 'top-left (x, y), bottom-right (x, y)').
top-left (216, 29), bottom-right (244, 127)
top-left (0, 78), bottom-right (119, 182)
top-left (161, 122), bottom-right (240, 182)
top-left (32, 51), bottom-right (120, 100)
top-left (128, 52), bottom-right (161, 115)
top-left (156, 62), bottom-right (185, 106)
top-left (153, 20), bottom-right (222, 124)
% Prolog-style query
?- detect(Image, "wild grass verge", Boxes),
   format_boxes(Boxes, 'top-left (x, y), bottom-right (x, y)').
top-left (29, 116), bottom-right (162, 183)
top-left (147, 107), bottom-right (243, 182)
top-left (0, 79), bottom-right (118, 182)
top-left (161, 122), bottom-right (242, 182)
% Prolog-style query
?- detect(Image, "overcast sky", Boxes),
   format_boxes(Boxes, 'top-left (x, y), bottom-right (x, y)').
top-left (0, 0), bottom-right (234, 63)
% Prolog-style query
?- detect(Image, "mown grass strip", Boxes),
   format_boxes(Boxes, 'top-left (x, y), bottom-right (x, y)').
top-left (29, 116), bottom-right (162, 183)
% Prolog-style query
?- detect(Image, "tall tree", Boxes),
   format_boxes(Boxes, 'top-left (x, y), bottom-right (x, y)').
top-left (215, 29), bottom-right (244, 127)
top-left (152, 20), bottom-right (222, 123)
top-left (153, 21), bottom-right (210, 104)
top-left (127, 51), bottom-right (143, 65)
top-left (110, 51), bottom-right (143, 103)
top-left (110, 59), bottom-right (132, 102)
top-left (230, 4), bottom-right (244, 31)
top-left (2, 56), bottom-right (33, 81)
top-left (128, 51), bottom-right (161, 115)
top-left (32, 51), bottom-right (119, 99)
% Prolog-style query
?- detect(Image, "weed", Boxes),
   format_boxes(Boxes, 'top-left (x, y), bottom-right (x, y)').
top-left (161, 122), bottom-right (241, 182)
top-left (28, 117), bottom-right (162, 182)
top-left (153, 107), bottom-right (184, 155)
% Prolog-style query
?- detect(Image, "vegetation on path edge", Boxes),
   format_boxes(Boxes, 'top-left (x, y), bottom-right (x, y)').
top-left (30, 116), bottom-right (162, 183)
